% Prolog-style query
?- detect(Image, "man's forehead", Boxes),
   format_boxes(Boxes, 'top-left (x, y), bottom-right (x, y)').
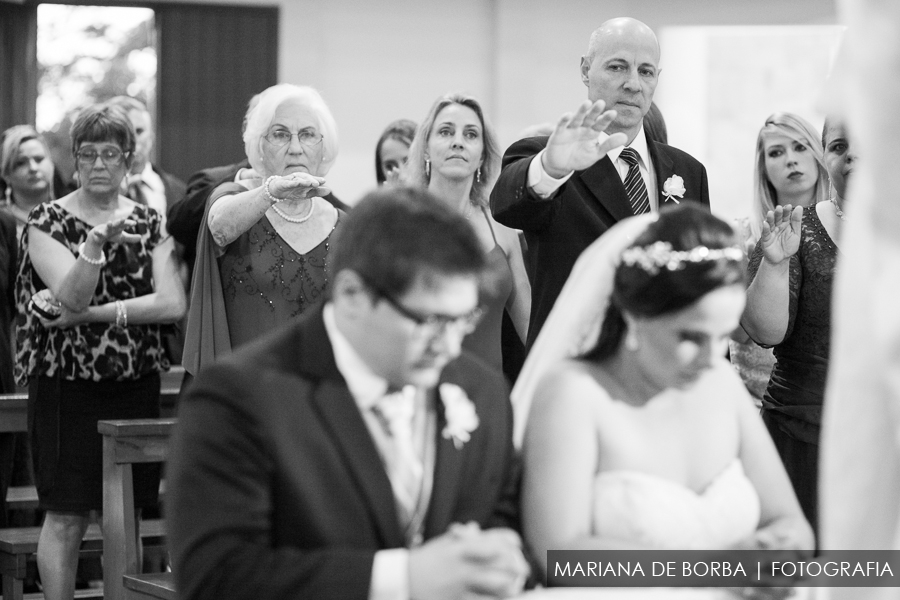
top-left (593, 35), bottom-right (659, 64)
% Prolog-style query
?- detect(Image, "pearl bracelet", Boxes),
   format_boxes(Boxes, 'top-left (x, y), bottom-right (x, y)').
top-left (78, 242), bottom-right (106, 266)
top-left (263, 175), bottom-right (286, 204)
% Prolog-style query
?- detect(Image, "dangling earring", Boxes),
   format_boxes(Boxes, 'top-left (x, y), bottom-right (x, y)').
top-left (625, 328), bottom-right (639, 351)
top-left (3, 186), bottom-right (11, 205)
top-left (475, 168), bottom-right (481, 183)
top-left (425, 159), bottom-right (431, 178)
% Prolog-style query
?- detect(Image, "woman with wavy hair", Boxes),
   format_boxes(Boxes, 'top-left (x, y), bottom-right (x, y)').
top-left (404, 93), bottom-right (530, 372)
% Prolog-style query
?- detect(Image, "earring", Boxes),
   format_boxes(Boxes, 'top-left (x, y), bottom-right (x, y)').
top-left (625, 329), bottom-right (639, 351)
top-left (425, 159), bottom-right (431, 178)
top-left (475, 168), bottom-right (481, 183)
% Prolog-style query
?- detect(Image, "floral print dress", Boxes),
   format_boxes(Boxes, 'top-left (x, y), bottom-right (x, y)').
top-left (14, 202), bottom-right (169, 386)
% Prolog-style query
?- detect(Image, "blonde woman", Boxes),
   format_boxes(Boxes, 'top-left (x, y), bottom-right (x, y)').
top-left (404, 93), bottom-right (530, 373)
top-left (731, 113), bottom-right (829, 402)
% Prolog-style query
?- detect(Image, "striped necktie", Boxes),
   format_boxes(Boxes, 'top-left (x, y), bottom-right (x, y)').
top-left (619, 147), bottom-right (650, 215)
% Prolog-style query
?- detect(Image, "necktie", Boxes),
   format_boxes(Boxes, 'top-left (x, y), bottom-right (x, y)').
top-left (619, 147), bottom-right (650, 215)
top-left (127, 178), bottom-right (148, 205)
top-left (373, 386), bottom-right (423, 521)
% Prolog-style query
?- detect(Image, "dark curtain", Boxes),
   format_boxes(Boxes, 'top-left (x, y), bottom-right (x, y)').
top-left (0, 2), bottom-right (38, 133)
top-left (155, 4), bottom-right (278, 182)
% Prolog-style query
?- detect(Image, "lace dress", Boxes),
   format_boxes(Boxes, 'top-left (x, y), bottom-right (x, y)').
top-left (747, 207), bottom-right (837, 444)
top-left (219, 213), bottom-right (338, 349)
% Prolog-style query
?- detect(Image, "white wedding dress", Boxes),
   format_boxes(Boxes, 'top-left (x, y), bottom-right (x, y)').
top-left (593, 458), bottom-right (761, 550)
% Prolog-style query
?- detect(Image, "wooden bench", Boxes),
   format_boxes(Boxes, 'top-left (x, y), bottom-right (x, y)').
top-left (123, 572), bottom-right (176, 600)
top-left (0, 519), bottom-right (165, 600)
top-left (100, 419), bottom-right (176, 600)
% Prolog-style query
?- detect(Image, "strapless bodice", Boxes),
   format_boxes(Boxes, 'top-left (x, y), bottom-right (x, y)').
top-left (593, 459), bottom-right (760, 549)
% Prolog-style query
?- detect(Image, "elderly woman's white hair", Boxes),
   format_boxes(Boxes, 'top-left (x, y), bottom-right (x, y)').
top-left (243, 84), bottom-right (339, 177)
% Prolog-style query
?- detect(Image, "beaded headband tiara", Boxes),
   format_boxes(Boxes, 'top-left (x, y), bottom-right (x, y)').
top-left (620, 241), bottom-right (743, 275)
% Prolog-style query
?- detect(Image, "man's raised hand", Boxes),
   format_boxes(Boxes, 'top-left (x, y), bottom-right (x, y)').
top-left (541, 100), bottom-right (628, 179)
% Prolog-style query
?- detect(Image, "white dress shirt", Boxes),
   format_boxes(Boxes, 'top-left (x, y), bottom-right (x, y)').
top-left (526, 125), bottom-right (659, 211)
top-left (322, 303), bottom-right (412, 600)
top-left (129, 162), bottom-right (168, 217)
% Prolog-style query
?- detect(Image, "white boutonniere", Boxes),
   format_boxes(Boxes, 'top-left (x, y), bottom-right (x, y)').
top-left (663, 175), bottom-right (686, 203)
top-left (439, 383), bottom-right (479, 449)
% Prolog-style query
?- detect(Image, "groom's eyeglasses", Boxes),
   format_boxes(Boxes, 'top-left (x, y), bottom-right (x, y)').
top-left (362, 278), bottom-right (483, 338)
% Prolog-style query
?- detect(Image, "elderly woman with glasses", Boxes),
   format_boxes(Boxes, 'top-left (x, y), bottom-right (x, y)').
top-left (184, 84), bottom-right (344, 375)
top-left (14, 102), bottom-right (185, 600)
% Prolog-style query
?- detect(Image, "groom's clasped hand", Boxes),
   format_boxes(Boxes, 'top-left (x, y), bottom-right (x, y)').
top-left (409, 522), bottom-right (530, 600)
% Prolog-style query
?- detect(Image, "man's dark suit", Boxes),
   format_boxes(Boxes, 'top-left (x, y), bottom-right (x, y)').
top-left (490, 136), bottom-right (710, 350)
top-left (167, 306), bottom-right (519, 600)
top-left (167, 160), bottom-right (350, 271)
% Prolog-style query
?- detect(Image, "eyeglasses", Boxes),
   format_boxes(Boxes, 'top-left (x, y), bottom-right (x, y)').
top-left (264, 129), bottom-right (324, 148)
top-left (75, 147), bottom-right (127, 167)
top-left (365, 279), bottom-right (483, 338)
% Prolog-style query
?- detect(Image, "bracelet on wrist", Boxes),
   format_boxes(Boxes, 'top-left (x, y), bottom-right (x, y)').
top-left (263, 175), bottom-right (286, 204)
top-left (115, 299), bottom-right (127, 328)
top-left (78, 242), bottom-right (106, 266)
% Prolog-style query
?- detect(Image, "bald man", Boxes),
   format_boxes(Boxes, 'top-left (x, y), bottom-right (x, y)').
top-left (491, 18), bottom-right (710, 351)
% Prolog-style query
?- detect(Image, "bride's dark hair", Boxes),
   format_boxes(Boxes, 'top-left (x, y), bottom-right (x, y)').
top-left (583, 203), bottom-right (745, 362)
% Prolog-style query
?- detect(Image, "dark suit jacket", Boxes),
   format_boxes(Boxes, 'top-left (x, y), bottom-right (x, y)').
top-left (167, 306), bottom-right (519, 600)
top-left (167, 160), bottom-right (350, 271)
top-left (490, 136), bottom-right (710, 350)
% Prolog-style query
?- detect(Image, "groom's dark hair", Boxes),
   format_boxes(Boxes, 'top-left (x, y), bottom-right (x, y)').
top-left (585, 203), bottom-right (744, 361)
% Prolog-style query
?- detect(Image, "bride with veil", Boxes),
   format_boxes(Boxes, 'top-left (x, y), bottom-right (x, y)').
top-left (515, 204), bottom-right (813, 580)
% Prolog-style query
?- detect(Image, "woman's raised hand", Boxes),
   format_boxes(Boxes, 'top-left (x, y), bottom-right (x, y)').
top-left (759, 204), bottom-right (803, 265)
top-left (88, 217), bottom-right (140, 245)
top-left (270, 172), bottom-right (331, 201)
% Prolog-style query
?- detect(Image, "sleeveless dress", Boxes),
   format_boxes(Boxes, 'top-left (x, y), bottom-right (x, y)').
top-left (219, 212), bottom-right (338, 349)
top-left (593, 459), bottom-right (761, 549)
top-left (461, 207), bottom-right (514, 371)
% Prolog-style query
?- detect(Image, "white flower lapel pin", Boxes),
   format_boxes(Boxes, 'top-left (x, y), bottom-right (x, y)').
top-left (439, 383), bottom-right (479, 450)
top-left (662, 175), bottom-right (686, 204)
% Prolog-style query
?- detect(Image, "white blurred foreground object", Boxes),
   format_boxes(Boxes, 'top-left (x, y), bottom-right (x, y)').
top-left (819, 0), bottom-right (900, 597)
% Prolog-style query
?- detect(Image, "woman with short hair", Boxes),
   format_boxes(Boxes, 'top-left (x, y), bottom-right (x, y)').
top-left (15, 102), bottom-right (185, 600)
top-left (184, 84), bottom-right (344, 374)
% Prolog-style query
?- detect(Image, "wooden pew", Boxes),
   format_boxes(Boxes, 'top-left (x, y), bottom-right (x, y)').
top-left (100, 419), bottom-right (176, 600)
top-left (0, 520), bottom-right (166, 600)
top-left (0, 376), bottom-right (181, 600)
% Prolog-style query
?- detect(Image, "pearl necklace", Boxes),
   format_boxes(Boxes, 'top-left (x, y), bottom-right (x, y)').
top-left (831, 198), bottom-right (846, 222)
top-left (271, 199), bottom-right (315, 224)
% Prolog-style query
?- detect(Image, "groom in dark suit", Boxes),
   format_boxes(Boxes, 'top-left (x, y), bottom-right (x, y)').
top-left (491, 17), bottom-right (710, 351)
top-left (167, 186), bottom-right (528, 600)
